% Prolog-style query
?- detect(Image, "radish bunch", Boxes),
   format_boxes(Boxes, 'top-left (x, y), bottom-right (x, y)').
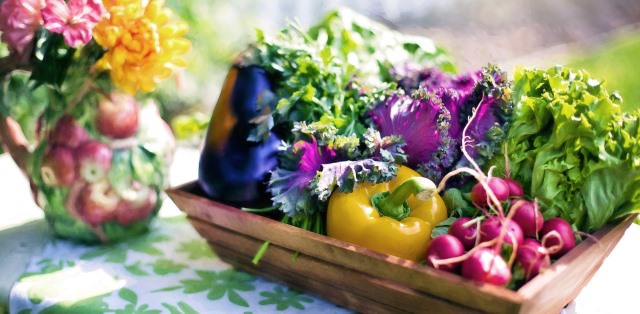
top-left (426, 177), bottom-right (577, 287)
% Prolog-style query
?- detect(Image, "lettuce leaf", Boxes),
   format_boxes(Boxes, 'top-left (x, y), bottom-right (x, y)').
top-left (495, 66), bottom-right (640, 231)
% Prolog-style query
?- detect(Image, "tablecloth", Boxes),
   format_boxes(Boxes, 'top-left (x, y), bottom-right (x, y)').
top-left (4, 148), bottom-right (640, 314)
top-left (8, 214), bottom-right (349, 314)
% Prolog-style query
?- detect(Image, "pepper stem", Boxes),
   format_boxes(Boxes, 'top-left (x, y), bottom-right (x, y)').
top-left (372, 177), bottom-right (437, 220)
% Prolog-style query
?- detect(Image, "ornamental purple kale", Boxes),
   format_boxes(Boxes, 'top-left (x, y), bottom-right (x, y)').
top-left (370, 65), bottom-right (512, 182)
top-left (392, 63), bottom-right (481, 96)
top-left (369, 90), bottom-right (457, 181)
top-left (454, 65), bottom-right (512, 170)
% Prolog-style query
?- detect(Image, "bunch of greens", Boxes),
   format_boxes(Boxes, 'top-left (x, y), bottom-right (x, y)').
top-left (267, 122), bottom-right (406, 234)
top-left (494, 66), bottom-right (640, 232)
top-left (244, 8), bottom-right (455, 141)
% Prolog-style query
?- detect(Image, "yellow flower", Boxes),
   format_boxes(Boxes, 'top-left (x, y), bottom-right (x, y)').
top-left (93, 0), bottom-right (190, 94)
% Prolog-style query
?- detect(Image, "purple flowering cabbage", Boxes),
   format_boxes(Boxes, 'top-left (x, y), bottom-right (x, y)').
top-left (454, 67), bottom-right (512, 170)
top-left (393, 64), bottom-right (481, 96)
top-left (371, 64), bottom-right (512, 182)
top-left (369, 91), bottom-right (456, 181)
top-left (269, 138), bottom-right (338, 217)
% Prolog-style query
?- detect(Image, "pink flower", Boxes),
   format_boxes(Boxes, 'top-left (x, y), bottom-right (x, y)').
top-left (0, 0), bottom-right (44, 54)
top-left (42, 0), bottom-right (106, 48)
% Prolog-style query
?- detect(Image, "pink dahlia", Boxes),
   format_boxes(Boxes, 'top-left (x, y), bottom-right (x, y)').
top-left (41, 0), bottom-right (106, 48)
top-left (0, 0), bottom-right (44, 54)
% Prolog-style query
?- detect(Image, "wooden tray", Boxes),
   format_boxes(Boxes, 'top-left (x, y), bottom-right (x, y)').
top-left (167, 181), bottom-right (636, 314)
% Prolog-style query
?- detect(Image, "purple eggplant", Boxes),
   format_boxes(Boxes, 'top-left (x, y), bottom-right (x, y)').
top-left (198, 65), bottom-right (280, 206)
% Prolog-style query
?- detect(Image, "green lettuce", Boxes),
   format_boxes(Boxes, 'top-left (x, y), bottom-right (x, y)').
top-left (494, 66), bottom-right (640, 232)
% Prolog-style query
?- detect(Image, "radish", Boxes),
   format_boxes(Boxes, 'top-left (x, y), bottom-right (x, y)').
top-left (448, 217), bottom-right (478, 250)
top-left (510, 199), bottom-right (543, 237)
top-left (540, 218), bottom-right (576, 258)
top-left (425, 235), bottom-right (465, 273)
top-left (461, 248), bottom-right (511, 286)
top-left (516, 239), bottom-right (550, 281)
top-left (471, 177), bottom-right (510, 207)
top-left (503, 178), bottom-right (524, 197)
top-left (479, 216), bottom-right (524, 247)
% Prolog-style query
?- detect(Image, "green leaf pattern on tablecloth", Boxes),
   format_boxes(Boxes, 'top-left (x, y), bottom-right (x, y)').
top-left (10, 215), bottom-right (351, 314)
top-left (259, 287), bottom-right (314, 311)
top-left (161, 301), bottom-right (199, 314)
top-left (151, 259), bottom-right (187, 275)
top-left (125, 262), bottom-right (150, 276)
top-left (177, 239), bottom-right (215, 260)
top-left (115, 288), bottom-right (162, 314)
top-left (39, 294), bottom-right (110, 314)
top-left (20, 259), bottom-right (76, 279)
top-left (170, 270), bottom-right (257, 307)
top-left (80, 234), bottom-right (169, 263)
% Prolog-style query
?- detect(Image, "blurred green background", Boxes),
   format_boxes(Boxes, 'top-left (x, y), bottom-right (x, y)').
top-left (569, 33), bottom-right (640, 112)
top-left (164, 0), bottom-right (640, 140)
top-left (1, 0), bottom-right (639, 149)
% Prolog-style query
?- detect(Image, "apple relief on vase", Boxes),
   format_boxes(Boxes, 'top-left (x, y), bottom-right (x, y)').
top-left (32, 93), bottom-right (175, 243)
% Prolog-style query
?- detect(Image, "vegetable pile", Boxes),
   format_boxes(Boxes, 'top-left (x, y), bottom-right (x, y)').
top-left (197, 8), bottom-right (640, 289)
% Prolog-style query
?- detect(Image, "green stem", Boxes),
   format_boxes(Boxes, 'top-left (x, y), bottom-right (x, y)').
top-left (252, 241), bottom-right (270, 265)
top-left (241, 206), bottom-right (278, 213)
top-left (291, 251), bottom-right (300, 262)
top-left (314, 212), bottom-right (323, 234)
top-left (372, 177), bottom-right (437, 220)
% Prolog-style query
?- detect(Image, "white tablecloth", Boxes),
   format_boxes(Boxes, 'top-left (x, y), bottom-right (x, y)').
top-left (1, 148), bottom-right (640, 313)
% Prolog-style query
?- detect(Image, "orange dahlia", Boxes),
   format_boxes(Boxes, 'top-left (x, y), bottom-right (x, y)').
top-left (93, 0), bottom-right (190, 94)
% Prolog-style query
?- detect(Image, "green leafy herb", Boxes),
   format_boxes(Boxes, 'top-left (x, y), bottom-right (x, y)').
top-left (431, 217), bottom-right (457, 238)
top-left (246, 8), bottom-right (453, 141)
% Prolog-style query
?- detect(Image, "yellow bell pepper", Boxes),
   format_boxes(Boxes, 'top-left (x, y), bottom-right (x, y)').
top-left (327, 166), bottom-right (448, 261)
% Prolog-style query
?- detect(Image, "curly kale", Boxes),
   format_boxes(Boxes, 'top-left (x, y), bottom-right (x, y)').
top-left (267, 122), bottom-right (405, 233)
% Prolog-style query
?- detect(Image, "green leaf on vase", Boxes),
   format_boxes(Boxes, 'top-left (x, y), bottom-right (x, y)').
top-left (30, 30), bottom-right (76, 88)
top-left (131, 147), bottom-right (160, 186)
